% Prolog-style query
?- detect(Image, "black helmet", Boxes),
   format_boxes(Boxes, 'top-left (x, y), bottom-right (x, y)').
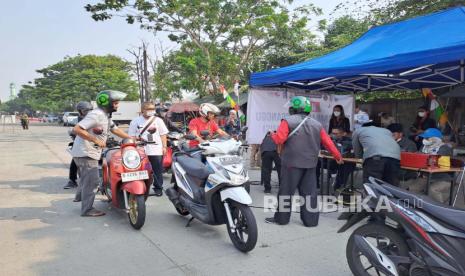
top-left (96, 90), bottom-right (127, 113)
top-left (76, 101), bottom-right (93, 116)
top-left (156, 106), bottom-right (169, 116)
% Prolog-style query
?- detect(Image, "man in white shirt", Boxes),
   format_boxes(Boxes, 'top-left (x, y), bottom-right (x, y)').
top-left (354, 106), bottom-right (369, 130)
top-left (128, 102), bottom-right (169, 196)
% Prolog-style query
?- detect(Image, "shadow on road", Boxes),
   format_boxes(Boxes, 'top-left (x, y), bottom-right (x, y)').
top-left (25, 162), bottom-right (69, 170)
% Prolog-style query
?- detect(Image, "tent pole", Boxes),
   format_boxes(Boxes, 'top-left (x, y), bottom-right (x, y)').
top-left (351, 91), bottom-right (355, 132)
top-left (461, 60), bottom-right (464, 83)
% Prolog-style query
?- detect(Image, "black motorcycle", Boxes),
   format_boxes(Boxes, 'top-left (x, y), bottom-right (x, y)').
top-left (339, 177), bottom-right (465, 276)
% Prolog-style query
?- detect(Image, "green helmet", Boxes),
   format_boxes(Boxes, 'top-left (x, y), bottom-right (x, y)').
top-left (289, 96), bottom-right (312, 114)
top-left (96, 90), bottom-right (127, 112)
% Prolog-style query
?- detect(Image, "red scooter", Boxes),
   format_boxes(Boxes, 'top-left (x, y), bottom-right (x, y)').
top-left (100, 138), bottom-right (153, 229)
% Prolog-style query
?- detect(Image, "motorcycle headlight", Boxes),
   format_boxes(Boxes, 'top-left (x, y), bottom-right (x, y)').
top-left (122, 149), bottom-right (141, 169)
top-left (229, 173), bottom-right (247, 185)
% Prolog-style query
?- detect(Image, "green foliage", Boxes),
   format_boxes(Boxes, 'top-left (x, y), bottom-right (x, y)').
top-left (86, 0), bottom-right (321, 96)
top-left (356, 90), bottom-right (422, 103)
top-left (323, 16), bottom-right (370, 50)
top-left (2, 55), bottom-right (138, 113)
top-left (334, 0), bottom-right (465, 25)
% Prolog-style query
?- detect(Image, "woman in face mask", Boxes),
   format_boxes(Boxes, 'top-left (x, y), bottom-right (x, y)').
top-left (328, 105), bottom-right (351, 134)
top-left (410, 106), bottom-right (437, 149)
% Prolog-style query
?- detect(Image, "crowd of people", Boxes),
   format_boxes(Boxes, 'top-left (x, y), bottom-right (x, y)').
top-left (62, 90), bottom-right (457, 224)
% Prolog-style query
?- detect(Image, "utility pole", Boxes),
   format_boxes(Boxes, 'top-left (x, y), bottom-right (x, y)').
top-left (143, 44), bottom-right (150, 102)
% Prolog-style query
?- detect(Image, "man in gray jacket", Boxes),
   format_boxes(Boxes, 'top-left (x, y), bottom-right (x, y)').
top-left (352, 120), bottom-right (401, 186)
top-left (265, 96), bottom-right (342, 227)
top-left (72, 90), bottom-right (132, 217)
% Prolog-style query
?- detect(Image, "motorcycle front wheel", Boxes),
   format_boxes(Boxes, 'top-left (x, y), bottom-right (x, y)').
top-left (346, 223), bottom-right (409, 276)
top-left (226, 201), bottom-right (257, 253)
top-left (128, 194), bottom-right (146, 230)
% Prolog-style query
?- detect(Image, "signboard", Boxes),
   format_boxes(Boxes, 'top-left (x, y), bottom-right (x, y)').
top-left (246, 88), bottom-right (354, 144)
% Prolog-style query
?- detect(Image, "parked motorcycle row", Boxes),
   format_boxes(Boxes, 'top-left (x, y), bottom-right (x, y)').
top-left (89, 127), bottom-right (257, 252)
top-left (69, 126), bottom-right (465, 265)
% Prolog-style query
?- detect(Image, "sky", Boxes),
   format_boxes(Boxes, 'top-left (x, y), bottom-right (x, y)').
top-left (0, 0), bottom-right (344, 102)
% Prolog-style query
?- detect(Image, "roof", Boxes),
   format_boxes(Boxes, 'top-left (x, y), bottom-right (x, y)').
top-left (250, 7), bottom-right (465, 92)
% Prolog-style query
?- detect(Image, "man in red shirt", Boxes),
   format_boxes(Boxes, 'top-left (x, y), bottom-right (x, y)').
top-left (265, 96), bottom-right (343, 227)
top-left (189, 103), bottom-right (228, 148)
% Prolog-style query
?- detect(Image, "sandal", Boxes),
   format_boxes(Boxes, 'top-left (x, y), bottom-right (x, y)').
top-left (82, 209), bottom-right (105, 217)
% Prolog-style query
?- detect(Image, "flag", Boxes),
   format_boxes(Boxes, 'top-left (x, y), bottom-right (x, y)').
top-left (220, 84), bottom-right (245, 122)
top-left (439, 112), bottom-right (448, 126)
top-left (429, 99), bottom-right (444, 117)
top-left (220, 84), bottom-right (237, 110)
top-left (233, 80), bottom-right (240, 97)
top-left (422, 88), bottom-right (434, 99)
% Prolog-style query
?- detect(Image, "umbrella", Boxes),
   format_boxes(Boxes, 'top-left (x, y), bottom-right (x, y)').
top-left (168, 102), bottom-right (199, 113)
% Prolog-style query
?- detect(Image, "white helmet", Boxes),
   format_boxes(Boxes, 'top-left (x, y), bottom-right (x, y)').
top-left (199, 103), bottom-right (220, 117)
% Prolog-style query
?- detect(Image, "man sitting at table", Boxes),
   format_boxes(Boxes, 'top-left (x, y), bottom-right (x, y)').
top-left (387, 123), bottom-right (417, 153)
top-left (329, 127), bottom-right (356, 190)
top-left (387, 123), bottom-right (418, 182)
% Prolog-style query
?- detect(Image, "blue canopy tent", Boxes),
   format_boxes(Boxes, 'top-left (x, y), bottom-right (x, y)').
top-left (250, 7), bottom-right (465, 92)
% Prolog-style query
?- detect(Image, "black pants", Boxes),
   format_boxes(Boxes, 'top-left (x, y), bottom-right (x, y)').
top-left (148, 155), bottom-right (163, 190)
top-left (261, 151), bottom-right (281, 190)
top-left (315, 159), bottom-right (355, 190)
top-left (335, 163), bottom-right (356, 189)
top-left (274, 167), bottom-right (319, 227)
top-left (69, 159), bottom-right (78, 182)
top-left (363, 156), bottom-right (400, 186)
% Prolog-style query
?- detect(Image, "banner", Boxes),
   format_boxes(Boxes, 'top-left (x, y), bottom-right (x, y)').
top-left (246, 88), bottom-right (354, 144)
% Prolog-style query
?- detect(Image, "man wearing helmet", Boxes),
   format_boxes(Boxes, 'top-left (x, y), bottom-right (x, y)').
top-left (71, 90), bottom-right (132, 217)
top-left (64, 101), bottom-right (93, 189)
top-left (265, 96), bottom-right (343, 227)
top-left (188, 103), bottom-right (228, 148)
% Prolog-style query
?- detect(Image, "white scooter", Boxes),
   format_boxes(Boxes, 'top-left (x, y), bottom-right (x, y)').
top-left (165, 131), bottom-right (257, 252)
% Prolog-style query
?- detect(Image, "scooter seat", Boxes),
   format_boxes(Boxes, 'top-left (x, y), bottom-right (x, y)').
top-left (104, 149), bottom-right (120, 164)
top-left (175, 155), bottom-right (212, 179)
top-left (381, 183), bottom-right (465, 232)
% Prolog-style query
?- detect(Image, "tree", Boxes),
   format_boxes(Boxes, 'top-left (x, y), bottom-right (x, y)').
top-left (322, 16), bottom-right (370, 50)
top-left (8, 55), bottom-right (138, 113)
top-left (85, 0), bottom-right (321, 96)
top-left (334, 0), bottom-right (465, 25)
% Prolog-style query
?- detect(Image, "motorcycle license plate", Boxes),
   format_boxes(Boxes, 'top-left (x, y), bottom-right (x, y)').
top-left (121, 170), bottom-right (149, 182)
top-left (220, 156), bottom-right (241, 165)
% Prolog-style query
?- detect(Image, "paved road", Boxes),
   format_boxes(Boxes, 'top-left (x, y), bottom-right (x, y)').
top-left (0, 124), bottom-right (352, 276)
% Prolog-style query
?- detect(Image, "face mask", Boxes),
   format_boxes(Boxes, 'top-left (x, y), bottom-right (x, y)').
top-left (418, 112), bottom-right (425, 118)
top-left (145, 111), bottom-right (156, 117)
top-left (422, 139), bottom-right (433, 146)
top-left (333, 111), bottom-right (341, 117)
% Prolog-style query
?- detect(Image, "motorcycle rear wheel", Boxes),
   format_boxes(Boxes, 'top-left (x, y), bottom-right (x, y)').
top-left (226, 201), bottom-right (257, 253)
top-left (346, 223), bottom-right (409, 276)
top-left (128, 194), bottom-right (146, 230)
